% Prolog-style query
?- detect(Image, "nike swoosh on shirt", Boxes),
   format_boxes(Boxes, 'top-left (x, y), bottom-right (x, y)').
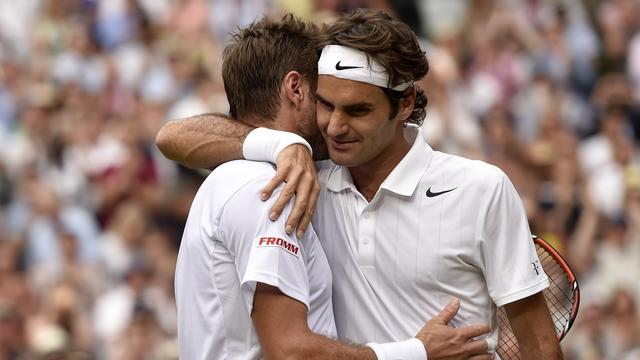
top-left (335, 61), bottom-right (362, 70)
top-left (426, 187), bottom-right (457, 197)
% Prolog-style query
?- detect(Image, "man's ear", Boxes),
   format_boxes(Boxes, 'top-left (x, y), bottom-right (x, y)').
top-left (283, 71), bottom-right (307, 110)
top-left (396, 88), bottom-right (417, 124)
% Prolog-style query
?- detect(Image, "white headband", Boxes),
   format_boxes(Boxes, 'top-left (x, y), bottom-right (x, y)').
top-left (318, 45), bottom-right (413, 91)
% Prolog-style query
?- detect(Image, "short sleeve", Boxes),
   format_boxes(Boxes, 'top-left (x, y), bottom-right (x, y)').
top-left (219, 176), bottom-right (310, 314)
top-left (477, 172), bottom-right (549, 307)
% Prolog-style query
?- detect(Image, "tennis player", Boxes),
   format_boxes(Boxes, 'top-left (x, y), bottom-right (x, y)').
top-left (173, 14), bottom-right (493, 360)
top-left (307, 12), bottom-right (562, 358)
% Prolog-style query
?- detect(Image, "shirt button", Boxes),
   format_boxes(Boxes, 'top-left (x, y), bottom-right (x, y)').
top-left (363, 212), bottom-right (370, 219)
top-left (362, 238), bottom-right (369, 245)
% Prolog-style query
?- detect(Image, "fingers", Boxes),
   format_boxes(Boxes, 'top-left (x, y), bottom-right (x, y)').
top-left (431, 298), bottom-right (460, 325)
top-left (285, 174), bottom-right (313, 236)
top-left (265, 143), bottom-right (317, 235)
top-left (270, 178), bottom-right (299, 233)
top-left (262, 163), bottom-right (316, 237)
top-left (463, 338), bottom-right (490, 355)
top-left (459, 324), bottom-right (491, 339)
top-left (296, 181), bottom-right (320, 238)
top-left (261, 171), bottom-right (287, 202)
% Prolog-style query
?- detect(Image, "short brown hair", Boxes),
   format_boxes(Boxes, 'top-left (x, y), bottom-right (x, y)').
top-left (322, 9), bottom-right (429, 126)
top-left (222, 15), bottom-right (321, 121)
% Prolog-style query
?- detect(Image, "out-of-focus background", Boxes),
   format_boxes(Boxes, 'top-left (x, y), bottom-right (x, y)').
top-left (0, 0), bottom-right (638, 358)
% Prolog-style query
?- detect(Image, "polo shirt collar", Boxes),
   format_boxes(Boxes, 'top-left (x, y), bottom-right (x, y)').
top-left (326, 134), bottom-right (434, 197)
top-left (380, 134), bottom-right (433, 196)
top-left (326, 163), bottom-right (356, 192)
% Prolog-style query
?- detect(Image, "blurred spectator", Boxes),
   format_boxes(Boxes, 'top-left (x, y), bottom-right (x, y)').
top-left (5, 178), bottom-right (100, 269)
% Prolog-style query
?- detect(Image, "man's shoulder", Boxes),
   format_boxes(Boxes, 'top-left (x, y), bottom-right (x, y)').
top-left (428, 152), bottom-right (507, 188)
top-left (200, 160), bottom-right (276, 202)
top-left (210, 160), bottom-right (275, 184)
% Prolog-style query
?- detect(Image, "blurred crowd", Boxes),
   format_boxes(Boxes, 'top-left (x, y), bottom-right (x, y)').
top-left (0, 0), bottom-right (639, 359)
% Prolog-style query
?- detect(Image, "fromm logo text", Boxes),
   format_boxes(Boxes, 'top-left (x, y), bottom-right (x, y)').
top-left (258, 237), bottom-right (299, 256)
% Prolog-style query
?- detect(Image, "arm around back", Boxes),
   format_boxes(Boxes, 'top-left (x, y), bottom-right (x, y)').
top-left (252, 283), bottom-right (377, 360)
top-left (156, 114), bottom-right (320, 237)
top-left (155, 113), bottom-right (253, 169)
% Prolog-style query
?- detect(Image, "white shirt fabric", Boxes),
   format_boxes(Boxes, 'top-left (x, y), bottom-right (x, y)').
top-left (175, 160), bottom-right (336, 360)
top-left (313, 135), bottom-right (549, 349)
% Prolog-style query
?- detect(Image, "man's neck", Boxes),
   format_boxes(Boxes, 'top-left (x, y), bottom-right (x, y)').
top-left (349, 138), bottom-right (411, 202)
top-left (240, 112), bottom-right (293, 133)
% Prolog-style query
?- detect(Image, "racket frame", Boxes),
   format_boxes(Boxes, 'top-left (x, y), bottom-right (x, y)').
top-left (531, 235), bottom-right (580, 341)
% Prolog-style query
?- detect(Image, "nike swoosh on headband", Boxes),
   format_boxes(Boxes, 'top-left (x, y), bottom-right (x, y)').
top-left (335, 61), bottom-right (362, 71)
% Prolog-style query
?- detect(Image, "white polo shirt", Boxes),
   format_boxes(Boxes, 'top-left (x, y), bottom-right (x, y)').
top-left (175, 160), bottom-right (336, 360)
top-left (313, 134), bottom-right (549, 348)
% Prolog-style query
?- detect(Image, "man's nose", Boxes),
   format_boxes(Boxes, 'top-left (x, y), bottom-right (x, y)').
top-left (326, 111), bottom-right (349, 138)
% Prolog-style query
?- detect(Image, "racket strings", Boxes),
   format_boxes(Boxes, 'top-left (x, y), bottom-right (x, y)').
top-left (497, 307), bottom-right (519, 359)
top-left (496, 242), bottom-right (576, 359)
top-left (537, 247), bottom-right (573, 332)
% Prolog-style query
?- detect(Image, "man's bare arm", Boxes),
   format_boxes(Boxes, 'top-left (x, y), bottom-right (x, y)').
top-left (252, 283), bottom-right (376, 359)
top-left (155, 113), bottom-right (251, 169)
top-left (155, 113), bottom-right (318, 237)
top-left (253, 284), bottom-right (494, 360)
top-left (505, 291), bottom-right (563, 360)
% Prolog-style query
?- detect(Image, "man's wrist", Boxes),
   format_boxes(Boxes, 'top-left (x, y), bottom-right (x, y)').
top-left (242, 127), bottom-right (312, 163)
top-left (366, 338), bottom-right (427, 360)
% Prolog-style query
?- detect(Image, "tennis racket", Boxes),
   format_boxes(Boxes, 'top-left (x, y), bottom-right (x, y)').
top-left (496, 235), bottom-right (580, 359)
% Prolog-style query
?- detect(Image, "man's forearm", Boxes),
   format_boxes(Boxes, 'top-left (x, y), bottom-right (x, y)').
top-left (275, 330), bottom-right (377, 360)
top-left (253, 284), bottom-right (426, 360)
top-left (155, 113), bottom-right (253, 169)
top-left (253, 283), bottom-right (375, 359)
top-left (505, 292), bottom-right (563, 359)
